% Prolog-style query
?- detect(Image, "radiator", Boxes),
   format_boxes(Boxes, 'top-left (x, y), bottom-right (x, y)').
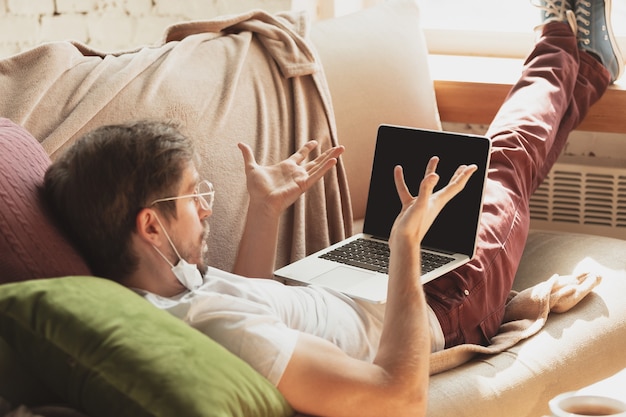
top-left (529, 155), bottom-right (626, 240)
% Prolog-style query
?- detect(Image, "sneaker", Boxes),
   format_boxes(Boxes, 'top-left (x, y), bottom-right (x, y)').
top-left (532, 0), bottom-right (577, 33)
top-left (575, 0), bottom-right (624, 83)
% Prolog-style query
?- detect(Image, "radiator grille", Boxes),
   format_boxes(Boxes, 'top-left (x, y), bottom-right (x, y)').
top-left (529, 157), bottom-right (626, 239)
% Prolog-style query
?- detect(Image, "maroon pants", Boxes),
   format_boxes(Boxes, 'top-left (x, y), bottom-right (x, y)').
top-left (425, 22), bottom-right (611, 348)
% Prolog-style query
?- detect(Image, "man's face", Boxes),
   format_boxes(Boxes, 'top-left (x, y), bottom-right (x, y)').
top-left (163, 164), bottom-right (213, 274)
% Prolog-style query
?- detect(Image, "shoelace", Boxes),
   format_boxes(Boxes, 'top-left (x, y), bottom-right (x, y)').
top-left (531, 0), bottom-right (578, 33)
top-left (574, 0), bottom-right (592, 45)
top-left (532, 0), bottom-right (568, 20)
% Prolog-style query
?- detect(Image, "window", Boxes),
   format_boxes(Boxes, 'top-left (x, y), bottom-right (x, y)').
top-left (419, 0), bottom-right (626, 58)
top-left (307, 0), bottom-right (626, 60)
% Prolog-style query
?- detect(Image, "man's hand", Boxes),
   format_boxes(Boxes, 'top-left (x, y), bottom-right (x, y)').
top-left (390, 156), bottom-right (477, 249)
top-left (238, 140), bottom-right (345, 217)
top-left (233, 140), bottom-right (344, 278)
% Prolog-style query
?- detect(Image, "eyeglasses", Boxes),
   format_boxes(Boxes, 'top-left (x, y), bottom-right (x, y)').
top-left (149, 180), bottom-right (215, 211)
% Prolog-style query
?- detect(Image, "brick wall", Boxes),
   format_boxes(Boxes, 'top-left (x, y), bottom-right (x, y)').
top-left (0, 0), bottom-right (293, 57)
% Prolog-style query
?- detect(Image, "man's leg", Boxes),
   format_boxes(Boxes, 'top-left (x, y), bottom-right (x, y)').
top-left (425, 9), bottom-right (612, 347)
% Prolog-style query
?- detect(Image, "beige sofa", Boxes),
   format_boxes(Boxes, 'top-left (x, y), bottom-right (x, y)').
top-left (312, 2), bottom-right (626, 416)
top-left (1, 1), bottom-right (625, 416)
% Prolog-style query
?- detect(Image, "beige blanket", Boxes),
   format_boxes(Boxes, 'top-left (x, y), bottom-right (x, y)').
top-left (430, 272), bottom-right (602, 374)
top-left (0, 10), bottom-right (352, 271)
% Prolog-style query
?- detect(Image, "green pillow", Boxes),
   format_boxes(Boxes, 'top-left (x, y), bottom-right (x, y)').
top-left (0, 276), bottom-right (293, 417)
top-left (0, 336), bottom-right (59, 406)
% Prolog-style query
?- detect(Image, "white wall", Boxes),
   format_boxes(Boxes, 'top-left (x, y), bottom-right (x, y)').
top-left (0, 0), bottom-right (292, 57)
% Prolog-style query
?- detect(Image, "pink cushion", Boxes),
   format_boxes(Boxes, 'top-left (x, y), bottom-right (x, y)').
top-left (0, 118), bottom-right (91, 283)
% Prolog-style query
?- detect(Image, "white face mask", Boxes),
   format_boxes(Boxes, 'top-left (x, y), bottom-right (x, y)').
top-left (169, 258), bottom-right (203, 290)
top-left (152, 214), bottom-right (204, 291)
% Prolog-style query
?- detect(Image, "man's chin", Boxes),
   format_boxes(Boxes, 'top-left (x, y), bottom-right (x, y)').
top-left (199, 241), bottom-right (210, 272)
top-left (197, 263), bottom-right (209, 276)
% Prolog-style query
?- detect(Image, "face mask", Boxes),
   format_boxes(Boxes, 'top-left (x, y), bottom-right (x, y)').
top-left (152, 214), bottom-right (204, 291)
top-left (170, 258), bottom-right (203, 290)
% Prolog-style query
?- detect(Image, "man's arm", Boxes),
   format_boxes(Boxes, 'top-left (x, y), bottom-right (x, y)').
top-left (277, 158), bottom-right (477, 417)
top-left (233, 141), bottom-right (344, 278)
top-left (277, 249), bottom-right (429, 417)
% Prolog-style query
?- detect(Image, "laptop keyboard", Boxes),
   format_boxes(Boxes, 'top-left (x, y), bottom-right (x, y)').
top-left (319, 238), bottom-right (455, 274)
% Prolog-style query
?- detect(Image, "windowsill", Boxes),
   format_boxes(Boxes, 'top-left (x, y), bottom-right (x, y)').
top-left (429, 55), bottom-right (626, 134)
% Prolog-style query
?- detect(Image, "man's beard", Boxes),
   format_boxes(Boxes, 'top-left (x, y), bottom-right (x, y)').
top-left (175, 218), bottom-right (211, 276)
top-left (197, 220), bottom-right (211, 273)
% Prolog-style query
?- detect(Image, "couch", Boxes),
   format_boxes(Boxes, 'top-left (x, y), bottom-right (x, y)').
top-left (1, 1), bottom-right (625, 416)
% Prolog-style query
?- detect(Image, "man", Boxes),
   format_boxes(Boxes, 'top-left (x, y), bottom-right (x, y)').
top-left (43, 0), bottom-right (621, 416)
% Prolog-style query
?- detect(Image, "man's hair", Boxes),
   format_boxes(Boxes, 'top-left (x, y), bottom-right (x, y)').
top-left (43, 120), bottom-right (197, 281)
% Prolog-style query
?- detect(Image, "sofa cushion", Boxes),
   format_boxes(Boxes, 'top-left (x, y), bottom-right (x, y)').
top-left (311, 0), bottom-right (441, 222)
top-left (427, 230), bottom-right (626, 417)
top-left (0, 276), bottom-right (293, 417)
top-left (0, 118), bottom-right (91, 283)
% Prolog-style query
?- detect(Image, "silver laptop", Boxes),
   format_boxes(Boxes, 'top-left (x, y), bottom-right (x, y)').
top-left (274, 124), bottom-right (492, 303)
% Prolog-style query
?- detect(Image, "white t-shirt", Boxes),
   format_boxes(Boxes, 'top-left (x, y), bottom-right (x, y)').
top-left (140, 267), bottom-right (444, 386)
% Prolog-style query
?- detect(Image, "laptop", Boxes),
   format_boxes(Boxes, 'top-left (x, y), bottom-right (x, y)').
top-left (274, 124), bottom-right (492, 303)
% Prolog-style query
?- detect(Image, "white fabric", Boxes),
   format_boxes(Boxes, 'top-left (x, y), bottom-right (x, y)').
top-left (428, 304), bottom-right (446, 352)
top-left (140, 268), bottom-right (445, 385)
top-left (138, 268), bottom-right (443, 385)
top-left (141, 268), bottom-right (380, 385)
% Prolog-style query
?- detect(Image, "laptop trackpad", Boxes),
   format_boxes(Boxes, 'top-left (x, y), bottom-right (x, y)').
top-left (310, 266), bottom-right (375, 289)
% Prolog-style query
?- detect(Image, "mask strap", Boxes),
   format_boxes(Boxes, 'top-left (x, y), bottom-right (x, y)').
top-left (152, 245), bottom-right (175, 268)
top-left (152, 213), bottom-right (183, 264)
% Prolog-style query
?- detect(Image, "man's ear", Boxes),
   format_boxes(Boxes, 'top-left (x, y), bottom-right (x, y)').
top-left (135, 208), bottom-right (165, 246)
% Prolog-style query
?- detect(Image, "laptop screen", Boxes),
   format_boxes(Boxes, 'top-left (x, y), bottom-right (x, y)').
top-left (363, 125), bottom-right (491, 256)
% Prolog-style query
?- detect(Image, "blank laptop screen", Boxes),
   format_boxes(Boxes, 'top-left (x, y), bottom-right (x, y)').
top-left (363, 125), bottom-right (491, 257)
